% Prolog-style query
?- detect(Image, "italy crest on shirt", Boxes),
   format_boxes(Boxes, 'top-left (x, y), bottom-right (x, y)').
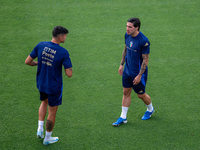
top-left (130, 41), bottom-right (133, 47)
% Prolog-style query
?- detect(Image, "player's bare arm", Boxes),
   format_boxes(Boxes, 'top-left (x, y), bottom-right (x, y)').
top-left (118, 45), bottom-right (127, 76)
top-left (139, 54), bottom-right (149, 76)
top-left (133, 54), bottom-right (149, 85)
top-left (65, 68), bottom-right (73, 78)
top-left (25, 55), bottom-right (38, 66)
top-left (121, 45), bottom-right (127, 65)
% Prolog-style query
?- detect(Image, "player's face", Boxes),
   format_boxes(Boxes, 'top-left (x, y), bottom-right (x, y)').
top-left (60, 34), bottom-right (67, 43)
top-left (126, 22), bottom-right (138, 36)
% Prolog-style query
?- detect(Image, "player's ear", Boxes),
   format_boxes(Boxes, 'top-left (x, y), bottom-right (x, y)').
top-left (58, 35), bottom-right (62, 41)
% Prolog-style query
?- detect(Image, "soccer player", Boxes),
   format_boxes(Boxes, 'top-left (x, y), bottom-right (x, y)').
top-left (25, 26), bottom-right (73, 145)
top-left (112, 18), bottom-right (154, 126)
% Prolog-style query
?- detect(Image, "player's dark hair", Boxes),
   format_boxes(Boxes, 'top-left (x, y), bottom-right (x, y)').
top-left (52, 26), bottom-right (69, 37)
top-left (127, 18), bottom-right (141, 31)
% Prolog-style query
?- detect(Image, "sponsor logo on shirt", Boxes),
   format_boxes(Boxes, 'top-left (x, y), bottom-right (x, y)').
top-left (127, 47), bottom-right (137, 52)
top-left (42, 47), bottom-right (57, 66)
top-left (144, 42), bottom-right (149, 46)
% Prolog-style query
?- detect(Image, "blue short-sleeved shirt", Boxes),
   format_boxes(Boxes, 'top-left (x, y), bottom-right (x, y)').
top-left (124, 32), bottom-right (150, 77)
top-left (30, 41), bottom-right (72, 94)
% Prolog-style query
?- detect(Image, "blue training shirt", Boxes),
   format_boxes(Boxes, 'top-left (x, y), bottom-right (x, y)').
top-left (124, 32), bottom-right (150, 77)
top-left (30, 41), bottom-right (72, 94)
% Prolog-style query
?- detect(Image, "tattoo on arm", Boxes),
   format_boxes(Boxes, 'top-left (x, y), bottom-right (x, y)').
top-left (139, 54), bottom-right (149, 76)
top-left (46, 119), bottom-right (54, 131)
top-left (32, 61), bottom-right (38, 66)
top-left (121, 46), bottom-right (127, 65)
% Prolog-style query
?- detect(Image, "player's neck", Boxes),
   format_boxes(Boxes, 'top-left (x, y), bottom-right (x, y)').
top-left (131, 31), bottom-right (139, 37)
top-left (51, 38), bottom-right (60, 45)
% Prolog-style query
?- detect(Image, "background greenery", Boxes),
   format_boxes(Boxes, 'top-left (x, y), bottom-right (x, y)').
top-left (0, 0), bottom-right (200, 149)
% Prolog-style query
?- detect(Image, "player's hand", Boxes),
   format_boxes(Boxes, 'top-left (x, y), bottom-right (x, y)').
top-left (118, 65), bottom-right (123, 76)
top-left (133, 75), bottom-right (142, 85)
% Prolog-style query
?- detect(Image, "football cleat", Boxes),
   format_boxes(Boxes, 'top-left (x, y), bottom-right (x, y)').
top-left (141, 108), bottom-right (155, 120)
top-left (37, 130), bottom-right (44, 139)
top-left (112, 117), bottom-right (127, 126)
top-left (43, 137), bottom-right (59, 145)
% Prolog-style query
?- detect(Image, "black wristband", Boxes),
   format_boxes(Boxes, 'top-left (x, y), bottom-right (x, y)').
top-left (120, 63), bottom-right (124, 66)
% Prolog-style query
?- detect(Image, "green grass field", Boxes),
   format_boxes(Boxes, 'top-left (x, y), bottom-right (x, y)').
top-left (1, 0), bottom-right (200, 149)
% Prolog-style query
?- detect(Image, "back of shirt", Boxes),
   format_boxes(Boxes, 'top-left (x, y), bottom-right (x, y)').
top-left (124, 32), bottom-right (150, 76)
top-left (30, 41), bottom-right (72, 94)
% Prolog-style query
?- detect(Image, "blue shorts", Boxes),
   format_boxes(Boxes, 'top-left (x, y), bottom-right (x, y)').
top-left (122, 72), bottom-right (147, 94)
top-left (39, 91), bottom-right (62, 107)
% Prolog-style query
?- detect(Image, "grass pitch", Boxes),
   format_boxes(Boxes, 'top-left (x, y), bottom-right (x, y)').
top-left (0, 0), bottom-right (200, 149)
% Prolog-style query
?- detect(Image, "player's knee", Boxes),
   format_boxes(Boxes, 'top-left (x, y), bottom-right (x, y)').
top-left (42, 99), bottom-right (48, 104)
top-left (123, 89), bottom-right (131, 96)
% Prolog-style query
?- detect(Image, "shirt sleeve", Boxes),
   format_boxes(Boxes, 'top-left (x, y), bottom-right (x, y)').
top-left (141, 40), bottom-right (150, 54)
top-left (30, 43), bottom-right (40, 59)
top-left (124, 33), bottom-right (128, 44)
top-left (62, 51), bottom-right (72, 69)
